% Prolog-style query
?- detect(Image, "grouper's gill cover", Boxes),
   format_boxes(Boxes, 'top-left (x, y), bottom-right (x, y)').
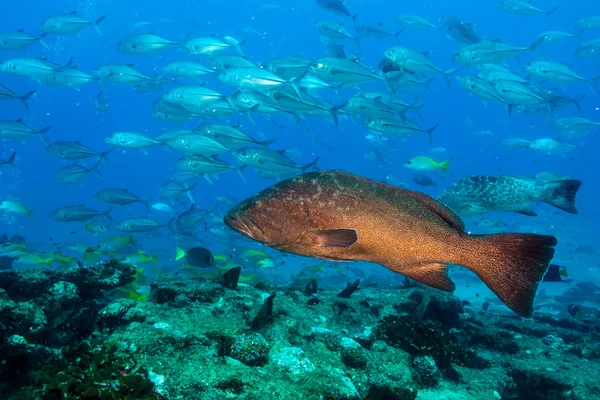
top-left (225, 170), bottom-right (557, 318)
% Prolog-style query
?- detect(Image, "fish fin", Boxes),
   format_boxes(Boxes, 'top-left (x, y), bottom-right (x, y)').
top-left (237, 165), bottom-right (247, 182)
top-left (426, 124), bottom-right (438, 143)
top-left (354, 36), bottom-right (361, 52)
top-left (142, 197), bottom-right (152, 210)
top-left (400, 190), bottom-right (465, 232)
top-left (90, 159), bottom-right (103, 178)
top-left (163, 217), bottom-right (175, 233)
top-left (412, 102), bottom-right (427, 119)
top-left (537, 179), bottom-right (582, 214)
top-left (38, 33), bottom-right (50, 50)
top-left (439, 158), bottom-right (450, 173)
top-left (301, 156), bottom-right (320, 173)
top-left (460, 234), bottom-right (557, 318)
top-left (423, 77), bottom-right (435, 92)
top-left (176, 246), bottom-right (186, 261)
top-left (93, 15), bottom-right (107, 35)
top-left (394, 29), bottom-right (404, 42)
top-left (258, 138), bottom-right (277, 146)
top-left (545, 5), bottom-right (560, 15)
top-left (309, 228), bottom-right (358, 248)
top-left (102, 206), bottom-right (114, 221)
top-left (99, 148), bottom-right (112, 164)
top-left (5, 151), bottom-right (17, 170)
top-left (397, 263), bottom-right (455, 291)
top-left (234, 38), bottom-right (247, 56)
top-left (516, 209), bottom-right (538, 216)
top-left (443, 69), bottom-right (458, 87)
top-left (19, 90), bottom-right (35, 112)
top-left (352, 14), bottom-right (359, 27)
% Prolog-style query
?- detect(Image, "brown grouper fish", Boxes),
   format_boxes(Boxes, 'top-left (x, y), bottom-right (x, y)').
top-left (224, 170), bottom-right (558, 318)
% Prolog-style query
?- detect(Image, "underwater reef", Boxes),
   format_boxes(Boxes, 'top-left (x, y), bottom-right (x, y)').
top-left (1, 263), bottom-right (599, 400)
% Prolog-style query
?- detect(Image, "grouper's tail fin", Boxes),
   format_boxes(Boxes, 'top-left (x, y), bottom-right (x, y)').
top-left (536, 179), bottom-right (582, 214)
top-left (460, 233), bottom-right (557, 318)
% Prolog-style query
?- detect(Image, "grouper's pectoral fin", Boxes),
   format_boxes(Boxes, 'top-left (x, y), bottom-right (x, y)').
top-left (308, 228), bottom-right (358, 247)
top-left (395, 263), bottom-right (456, 292)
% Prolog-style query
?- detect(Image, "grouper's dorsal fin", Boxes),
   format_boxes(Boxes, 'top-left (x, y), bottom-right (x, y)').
top-left (404, 191), bottom-right (465, 232)
top-left (309, 228), bottom-right (358, 248)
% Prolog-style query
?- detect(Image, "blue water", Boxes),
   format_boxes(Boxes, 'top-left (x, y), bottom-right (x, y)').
top-left (1, 0), bottom-right (599, 293)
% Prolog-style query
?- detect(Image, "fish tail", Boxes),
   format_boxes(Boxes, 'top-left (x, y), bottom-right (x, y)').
top-left (89, 159), bottom-right (104, 179)
top-left (234, 38), bottom-right (247, 56)
top-left (572, 94), bottom-right (585, 110)
top-left (185, 182), bottom-right (197, 204)
top-left (19, 90), bottom-right (35, 112)
top-left (443, 69), bottom-right (458, 87)
top-left (36, 125), bottom-right (52, 145)
top-left (142, 197), bottom-right (152, 210)
top-left (529, 36), bottom-right (545, 53)
top-left (93, 15), bottom-right (107, 35)
top-left (437, 158), bottom-right (450, 173)
top-left (302, 156), bottom-right (320, 173)
top-left (507, 103), bottom-right (514, 117)
top-left (333, 83), bottom-right (344, 100)
top-left (330, 104), bottom-right (343, 126)
top-left (176, 246), bottom-right (186, 261)
top-left (98, 148), bottom-right (113, 164)
top-left (545, 5), bottom-right (560, 15)
top-left (413, 102), bottom-right (427, 119)
top-left (102, 206), bottom-right (114, 221)
top-left (426, 124), bottom-right (439, 143)
top-left (38, 32), bottom-right (50, 50)
top-left (5, 151), bottom-right (18, 171)
top-left (536, 179), bottom-right (582, 214)
top-left (163, 217), bottom-right (175, 233)
top-left (258, 138), bottom-right (277, 146)
top-left (394, 29), bottom-right (404, 42)
top-left (457, 233), bottom-right (556, 317)
top-left (288, 79), bottom-right (304, 101)
top-left (354, 36), bottom-right (361, 52)
top-left (587, 79), bottom-right (597, 95)
top-left (237, 164), bottom-right (247, 182)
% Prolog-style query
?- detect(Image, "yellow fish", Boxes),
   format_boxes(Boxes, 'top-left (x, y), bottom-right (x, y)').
top-left (0, 200), bottom-right (33, 217)
top-left (404, 156), bottom-right (450, 173)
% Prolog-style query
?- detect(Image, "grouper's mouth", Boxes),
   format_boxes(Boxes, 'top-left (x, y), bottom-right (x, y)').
top-left (223, 214), bottom-right (249, 236)
top-left (224, 213), bottom-right (263, 240)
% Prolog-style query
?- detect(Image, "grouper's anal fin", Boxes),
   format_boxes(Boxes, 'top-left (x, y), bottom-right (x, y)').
top-left (393, 263), bottom-right (456, 292)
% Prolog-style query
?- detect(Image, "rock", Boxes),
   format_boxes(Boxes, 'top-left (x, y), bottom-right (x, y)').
top-left (9, 301), bottom-right (48, 343)
top-left (0, 261), bottom-right (137, 302)
top-left (542, 334), bottom-right (566, 350)
top-left (367, 375), bottom-right (418, 400)
top-left (172, 294), bottom-right (192, 308)
top-left (411, 355), bottom-right (441, 387)
top-left (0, 269), bottom-right (55, 301)
top-left (508, 366), bottom-right (574, 400)
top-left (97, 298), bottom-right (147, 328)
top-left (341, 347), bottom-right (368, 368)
top-left (151, 279), bottom-right (225, 304)
top-left (272, 347), bottom-right (315, 375)
top-left (230, 332), bottom-right (269, 366)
